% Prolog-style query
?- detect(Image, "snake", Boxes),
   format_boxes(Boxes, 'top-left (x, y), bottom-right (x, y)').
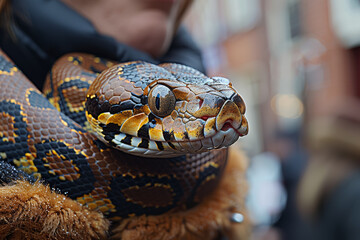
top-left (0, 50), bottom-right (248, 220)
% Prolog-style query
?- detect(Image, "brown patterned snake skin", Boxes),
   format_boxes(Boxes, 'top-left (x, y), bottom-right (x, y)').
top-left (0, 50), bottom-right (248, 219)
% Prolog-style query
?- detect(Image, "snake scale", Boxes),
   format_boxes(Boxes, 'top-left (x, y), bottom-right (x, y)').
top-left (0, 50), bottom-right (248, 219)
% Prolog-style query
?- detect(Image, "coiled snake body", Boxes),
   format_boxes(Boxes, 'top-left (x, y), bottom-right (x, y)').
top-left (0, 50), bottom-right (248, 219)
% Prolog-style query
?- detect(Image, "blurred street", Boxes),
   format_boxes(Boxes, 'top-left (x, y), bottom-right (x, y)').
top-left (185, 0), bottom-right (360, 239)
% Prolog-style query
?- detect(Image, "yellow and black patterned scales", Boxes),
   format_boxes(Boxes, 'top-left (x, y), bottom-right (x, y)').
top-left (0, 50), bottom-right (248, 219)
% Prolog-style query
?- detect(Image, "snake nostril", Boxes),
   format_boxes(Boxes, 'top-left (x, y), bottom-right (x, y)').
top-left (221, 122), bottom-right (233, 131)
top-left (198, 98), bottom-right (204, 109)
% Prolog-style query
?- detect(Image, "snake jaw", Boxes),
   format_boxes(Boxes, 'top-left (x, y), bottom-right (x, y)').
top-left (94, 91), bottom-right (247, 157)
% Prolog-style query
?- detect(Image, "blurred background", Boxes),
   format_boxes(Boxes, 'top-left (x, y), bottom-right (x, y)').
top-left (184, 0), bottom-right (360, 239)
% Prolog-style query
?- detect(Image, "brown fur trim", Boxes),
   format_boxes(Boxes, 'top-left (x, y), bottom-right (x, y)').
top-left (111, 147), bottom-right (251, 240)
top-left (0, 181), bottom-right (109, 240)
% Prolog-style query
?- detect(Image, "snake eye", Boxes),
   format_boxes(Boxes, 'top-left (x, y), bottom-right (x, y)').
top-left (148, 84), bottom-right (176, 117)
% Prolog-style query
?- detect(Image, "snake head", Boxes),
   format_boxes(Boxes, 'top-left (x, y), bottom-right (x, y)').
top-left (86, 62), bottom-right (248, 157)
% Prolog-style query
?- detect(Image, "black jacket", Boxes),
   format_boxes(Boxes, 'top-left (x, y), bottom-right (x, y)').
top-left (0, 0), bottom-right (205, 89)
top-left (306, 172), bottom-right (360, 240)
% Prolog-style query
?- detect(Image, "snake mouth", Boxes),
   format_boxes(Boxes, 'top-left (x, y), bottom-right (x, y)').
top-left (89, 91), bottom-right (248, 158)
top-left (107, 115), bottom-right (248, 158)
top-left (222, 122), bottom-right (247, 137)
top-left (104, 98), bottom-right (249, 158)
top-left (197, 117), bottom-right (248, 150)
